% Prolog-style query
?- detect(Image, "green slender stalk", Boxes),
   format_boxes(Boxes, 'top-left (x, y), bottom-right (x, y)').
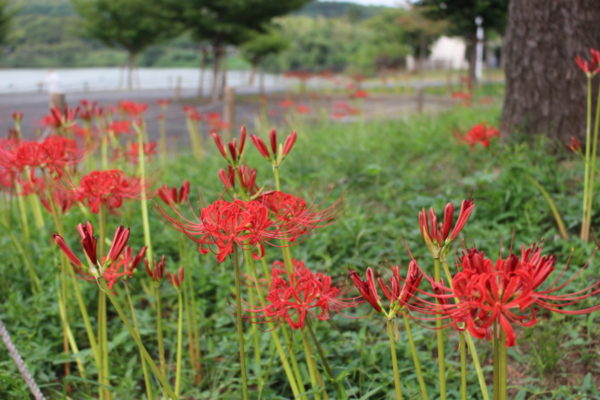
top-left (14, 182), bottom-right (30, 240)
top-left (155, 286), bottom-right (167, 378)
top-left (101, 281), bottom-right (177, 399)
top-left (56, 280), bottom-right (86, 378)
top-left (159, 115), bottom-right (167, 166)
top-left (581, 76), bottom-right (593, 241)
top-left (182, 262), bottom-right (202, 383)
top-left (124, 284), bottom-right (153, 400)
top-left (524, 175), bottom-right (568, 240)
top-left (136, 123), bottom-right (153, 264)
top-left (175, 289), bottom-right (184, 398)
top-left (459, 334), bottom-right (467, 400)
top-left (97, 206), bottom-right (110, 399)
top-left (585, 77), bottom-right (600, 241)
top-left (401, 313), bottom-right (429, 400)
top-left (231, 249), bottom-right (249, 400)
top-left (28, 194), bottom-right (45, 229)
top-left (250, 255), bottom-right (302, 397)
top-left (386, 319), bottom-right (404, 400)
top-left (433, 258), bottom-right (446, 400)
top-left (440, 256), bottom-right (490, 400)
top-left (101, 135), bottom-right (108, 170)
top-left (306, 320), bottom-right (347, 400)
top-left (498, 330), bottom-right (507, 400)
top-left (302, 331), bottom-right (322, 400)
top-left (492, 323), bottom-right (499, 400)
top-left (241, 249), bottom-right (263, 390)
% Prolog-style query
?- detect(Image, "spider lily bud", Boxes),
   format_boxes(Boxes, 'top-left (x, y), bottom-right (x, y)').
top-left (167, 266), bottom-right (185, 288)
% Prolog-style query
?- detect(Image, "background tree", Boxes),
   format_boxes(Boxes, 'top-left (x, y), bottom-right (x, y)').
top-left (161, 0), bottom-right (310, 101)
top-left (397, 6), bottom-right (447, 73)
top-left (417, 0), bottom-right (508, 81)
top-left (72, 0), bottom-right (179, 89)
top-left (362, 9), bottom-right (411, 72)
top-left (501, 0), bottom-right (600, 142)
top-left (240, 28), bottom-right (288, 93)
top-left (0, 0), bottom-right (18, 50)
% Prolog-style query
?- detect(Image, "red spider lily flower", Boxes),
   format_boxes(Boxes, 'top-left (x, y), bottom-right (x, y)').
top-left (156, 180), bottom-right (190, 206)
top-left (258, 191), bottom-right (338, 240)
top-left (456, 123), bottom-right (500, 149)
top-left (158, 198), bottom-right (291, 263)
top-left (39, 183), bottom-right (77, 214)
top-left (53, 223), bottom-right (133, 288)
top-left (575, 48), bottom-right (600, 76)
top-left (250, 130), bottom-right (298, 163)
top-left (279, 99), bottom-right (294, 108)
top-left (183, 105), bottom-right (202, 121)
top-left (205, 112), bottom-right (229, 132)
top-left (77, 170), bottom-right (141, 213)
top-left (350, 261), bottom-right (423, 317)
top-left (565, 136), bottom-right (582, 153)
top-left (79, 100), bottom-right (102, 122)
top-left (430, 245), bottom-right (600, 347)
top-left (114, 245), bottom-right (147, 278)
top-left (252, 259), bottom-right (356, 329)
top-left (167, 266), bottom-right (185, 288)
top-left (211, 127), bottom-right (246, 165)
top-left (41, 106), bottom-right (79, 130)
top-left (295, 105), bottom-right (311, 114)
top-left (119, 100), bottom-right (148, 117)
top-left (12, 112), bottom-right (23, 123)
top-left (146, 255), bottom-right (166, 281)
top-left (8, 136), bottom-right (81, 178)
top-left (123, 142), bottom-right (157, 165)
top-left (218, 165), bottom-right (259, 195)
top-left (108, 120), bottom-right (132, 136)
top-left (418, 199), bottom-right (475, 253)
top-left (350, 90), bottom-right (369, 99)
top-left (349, 267), bottom-right (382, 312)
top-left (330, 102), bottom-right (360, 119)
top-left (157, 99), bottom-right (170, 108)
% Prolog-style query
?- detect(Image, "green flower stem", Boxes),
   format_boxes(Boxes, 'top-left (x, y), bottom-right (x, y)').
top-left (182, 262), bottom-right (202, 383)
top-left (136, 123), bottom-right (153, 264)
top-left (56, 278), bottom-right (86, 378)
top-left (250, 255), bottom-right (303, 397)
top-left (581, 76), bottom-right (593, 241)
top-left (28, 194), bottom-right (45, 229)
top-left (433, 257), bottom-right (446, 400)
top-left (440, 256), bottom-right (490, 400)
top-left (175, 289), bottom-right (184, 398)
top-left (100, 281), bottom-right (177, 399)
top-left (498, 330), bottom-right (507, 400)
top-left (98, 289), bottom-right (111, 399)
top-left (492, 323), bottom-right (499, 400)
top-left (231, 249), bottom-right (249, 400)
top-left (14, 181), bottom-right (30, 240)
top-left (585, 78), bottom-right (600, 241)
top-left (241, 249), bottom-right (263, 390)
top-left (306, 319), bottom-right (347, 400)
top-left (386, 319), bottom-right (404, 400)
top-left (302, 329), bottom-right (322, 400)
top-left (101, 135), bottom-right (108, 170)
top-left (155, 286), bottom-right (167, 378)
top-left (124, 284), bottom-right (153, 400)
top-left (459, 334), bottom-right (467, 400)
top-left (401, 313), bottom-right (429, 400)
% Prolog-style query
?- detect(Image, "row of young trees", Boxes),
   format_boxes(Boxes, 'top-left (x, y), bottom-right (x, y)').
top-left (72, 0), bottom-right (310, 98)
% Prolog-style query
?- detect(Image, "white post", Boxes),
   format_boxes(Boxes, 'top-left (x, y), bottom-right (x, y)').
top-left (475, 16), bottom-right (484, 82)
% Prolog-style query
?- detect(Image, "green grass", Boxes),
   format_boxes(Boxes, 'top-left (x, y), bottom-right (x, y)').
top-left (0, 104), bottom-right (598, 399)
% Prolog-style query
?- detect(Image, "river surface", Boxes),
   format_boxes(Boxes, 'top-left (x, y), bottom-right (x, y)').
top-left (0, 68), bottom-right (286, 94)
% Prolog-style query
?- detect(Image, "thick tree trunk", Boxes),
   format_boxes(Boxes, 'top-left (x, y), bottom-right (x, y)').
top-left (127, 52), bottom-right (136, 91)
top-left (501, 0), bottom-right (600, 142)
top-left (198, 46), bottom-right (208, 98)
top-left (210, 46), bottom-right (223, 103)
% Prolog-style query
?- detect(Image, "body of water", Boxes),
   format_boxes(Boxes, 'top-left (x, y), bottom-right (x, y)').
top-left (0, 68), bottom-right (286, 94)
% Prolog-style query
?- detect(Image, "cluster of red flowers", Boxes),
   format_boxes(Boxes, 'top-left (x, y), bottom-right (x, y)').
top-left (160, 191), bottom-right (334, 263)
top-left (255, 259), bottom-right (355, 329)
top-left (433, 245), bottom-right (600, 347)
top-left (330, 102), bottom-right (360, 119)
top-left (77, 169), bottom-right (141, 213)
top-left (456, 123), bottom-right (500, 149)
top-left (53, 222), bottom-right (146, 289)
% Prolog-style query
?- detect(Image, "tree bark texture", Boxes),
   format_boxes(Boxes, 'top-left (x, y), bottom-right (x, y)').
top-left (501, 0), bottom-right (600, 142)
